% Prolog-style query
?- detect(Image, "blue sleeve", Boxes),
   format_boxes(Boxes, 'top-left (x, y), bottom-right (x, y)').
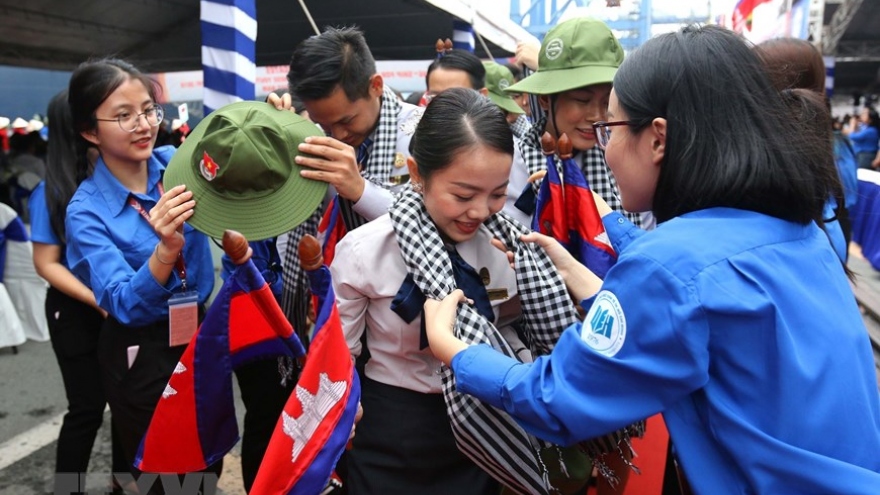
top-left (849, 126), bottom-right (879, 150)
top-left (28, 182), bottom-right (60, 245)
top-left (66, 197), bottom-right (176, 326)
top-left (221, 239), bottom-right (281, 298)
top-left (452, 253), bottom-right (710, 446)
top-left (602, 211), bottom-right (644, 253)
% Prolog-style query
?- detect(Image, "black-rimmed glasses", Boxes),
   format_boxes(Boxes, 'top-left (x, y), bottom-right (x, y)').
top-left (592, 120), bottom-right (633, 150)
top-left (95, 105), bottom-right (164, 133)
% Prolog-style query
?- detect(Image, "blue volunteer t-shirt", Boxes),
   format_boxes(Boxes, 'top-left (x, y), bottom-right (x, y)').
top-left (66, 146), bottom-right (214, 326)
top-left (452, 208), bottom-right (880, 494)
top-left (28, 181), bottom-right (70, 266)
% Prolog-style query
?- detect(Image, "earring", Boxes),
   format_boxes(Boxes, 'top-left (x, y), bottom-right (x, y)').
top-left (412, 182), bottom-right (423, 193)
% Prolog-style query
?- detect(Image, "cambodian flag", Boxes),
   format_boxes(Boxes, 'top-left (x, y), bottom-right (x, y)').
top-left (560, 155), bottom-right (616, 279)
top-left (250, 264), bottom-right (361, 495)
top-left (134, 259), bottom-right (306, 473)
top-left (316, 197), bottom-right (346, 267)
top-left (532, 155), bottom-right (616, 279)
top-left (531, 153), bottom-right (568, 242)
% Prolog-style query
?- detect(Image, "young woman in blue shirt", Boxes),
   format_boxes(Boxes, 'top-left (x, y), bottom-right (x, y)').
top-left (843, 107), bottom-right (880, 170)
top-left (30, 89), bottom-right (129, 491)
top-left (64, 58), bottom-right (219, 492)
top-left (425, 25), bottom-right (880, 494)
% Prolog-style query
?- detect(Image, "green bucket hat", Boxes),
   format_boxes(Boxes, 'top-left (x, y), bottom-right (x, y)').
top-left (163, 101), bottom-right (327, 241)
top-left (483, 61), bottom-right (524, 115)
top-left (505, 17), bottom-right (623, 96)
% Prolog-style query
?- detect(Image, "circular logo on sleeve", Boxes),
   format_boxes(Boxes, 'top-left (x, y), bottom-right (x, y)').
top-left (581, 290), bottom-right (626, 357)
top-left (544, 38), bottom-right (564, 60)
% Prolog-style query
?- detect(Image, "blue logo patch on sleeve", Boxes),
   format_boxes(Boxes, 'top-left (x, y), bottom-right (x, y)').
top-left (581, 290), bottom-right (626, 356)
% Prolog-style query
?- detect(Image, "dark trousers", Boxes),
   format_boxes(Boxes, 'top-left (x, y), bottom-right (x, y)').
top-left (46, 287), bottom-right (125, 475)
top-left (346, 377), bottom-right (498, 495)
top-left (99, 315), bottom-right (221, 494)
top-left (234, 357), bottom-right (296, 493)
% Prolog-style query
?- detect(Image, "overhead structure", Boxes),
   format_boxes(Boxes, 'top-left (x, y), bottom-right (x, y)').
top-left (822, 0), bottom-right (880, 94)
top-left (823, 0), bottom-right (863, 55)
top-left (508, 0), bottom-right (879, 96)
top-left (510, 0), bottom-right (709, 51)
top-left (0, 0), bottom-right (536, 73)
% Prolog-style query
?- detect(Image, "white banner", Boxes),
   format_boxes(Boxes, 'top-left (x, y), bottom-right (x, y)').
top-left (154, 60), bottom-right (434, 104)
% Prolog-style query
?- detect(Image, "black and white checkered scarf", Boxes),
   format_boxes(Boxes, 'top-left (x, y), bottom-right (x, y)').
top-left (389, 188), bottom-right (639, 494)
top-left (361, 85), bottom-right (400, 189)
top-left (280, 86), bottom-right (404, 340)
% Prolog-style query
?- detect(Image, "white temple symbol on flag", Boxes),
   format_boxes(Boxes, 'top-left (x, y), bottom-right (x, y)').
top-left (281, 373), bottom-right (347, 462)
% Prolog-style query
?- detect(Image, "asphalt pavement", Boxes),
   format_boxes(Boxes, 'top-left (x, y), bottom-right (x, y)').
top-left (0, 339), bottom-right (246, 495)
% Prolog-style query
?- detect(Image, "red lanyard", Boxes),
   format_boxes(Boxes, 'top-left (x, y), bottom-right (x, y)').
top-left (128, 182), bottom-right (188, 291)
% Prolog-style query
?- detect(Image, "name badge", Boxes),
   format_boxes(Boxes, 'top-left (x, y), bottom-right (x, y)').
top-left (168, 291), bottom-right (199, 347)
top-left (486, 288), bottom-right (509, 301)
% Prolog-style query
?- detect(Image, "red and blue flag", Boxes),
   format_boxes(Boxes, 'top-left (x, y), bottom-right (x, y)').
top-left (316, 197), bottom-right (346, 267)
top-left (134, 258), bottom-right (306, 473)
top-left (532, 155), bottom-right (616, 279)
top-left (250, 264), bottom-right (361, 495)
top-left (532, 153), bottom-right (569, 244)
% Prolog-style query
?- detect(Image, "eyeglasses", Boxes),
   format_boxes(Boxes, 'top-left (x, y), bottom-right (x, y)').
top-left (95, 105), bottom-right (164, 133)
top-left (592, 120), bottom-right (633, 150)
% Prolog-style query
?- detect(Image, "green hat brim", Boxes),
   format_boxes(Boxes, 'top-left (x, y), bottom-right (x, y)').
top-left (487, 91), bottom-right (524, 115)
top-left (163, 101), bottom-right (327, 241)
top-left (505, 64), bottom-right (618, 95)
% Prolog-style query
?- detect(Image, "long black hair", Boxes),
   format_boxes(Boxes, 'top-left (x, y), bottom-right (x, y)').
top-left (68, 58), bottom-right (160, 185)
top-left (614, 25), bottom-right (834, 225)
top-left (43, 90), bottom-right (79, 243)
top-left (409, 87), bottom-right (513, 181)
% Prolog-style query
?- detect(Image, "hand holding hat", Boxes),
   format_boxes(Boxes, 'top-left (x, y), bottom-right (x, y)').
top-left (163, 101), bottom-right (328, 241)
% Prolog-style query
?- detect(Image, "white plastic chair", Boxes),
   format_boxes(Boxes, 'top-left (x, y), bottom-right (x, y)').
top-left (0, 203), bottom-right (48, 348)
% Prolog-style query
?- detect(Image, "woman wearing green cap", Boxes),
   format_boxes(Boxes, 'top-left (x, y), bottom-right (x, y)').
top-left (505, 17), bottom-right (643, 229)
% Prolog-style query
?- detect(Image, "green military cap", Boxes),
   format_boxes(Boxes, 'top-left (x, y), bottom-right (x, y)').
top-left (482, 61), bottom-right (524, 115)
top-left (163, 101), bottom-right (327, 241)
top-left (506, 17), bottom-right (623, 95)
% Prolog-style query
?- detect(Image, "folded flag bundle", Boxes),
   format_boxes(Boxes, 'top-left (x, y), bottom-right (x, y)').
top-left (532, 133), bottom-right (617, 278)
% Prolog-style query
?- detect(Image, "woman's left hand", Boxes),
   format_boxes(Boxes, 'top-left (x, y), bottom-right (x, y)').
top-left (424, 290), bottom-right (471, 365)
top-left (150, 184), bottom-right (194, 253)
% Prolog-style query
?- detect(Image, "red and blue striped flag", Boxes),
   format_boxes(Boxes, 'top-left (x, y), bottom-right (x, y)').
top-left (250, 264), bottom-right (361, 495)
top-left (532, 152), bottom-right (568, 244)
top-left (134, 258), bottom-right (306, 473)
top-left (532, 154), bottom-right (616, 279)
top-left (316, 197), bottom-right (346, 268)
top-left (201, 0), bottom-right (256, 114)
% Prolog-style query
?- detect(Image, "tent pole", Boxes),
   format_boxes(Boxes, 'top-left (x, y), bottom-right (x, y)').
top-left (297, 0), bottom-right (321, 35)
top-left (475, 31), bottom-right (494, 59)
